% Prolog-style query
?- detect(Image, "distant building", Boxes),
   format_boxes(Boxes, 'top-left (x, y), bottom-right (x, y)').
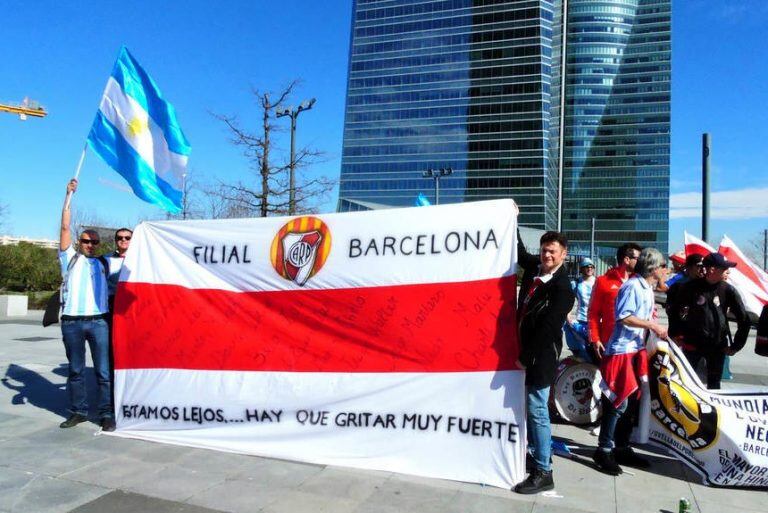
top-left (339, 0), bottom-right (670, 251)
top-left (0, 235), bottom-right (58, 249)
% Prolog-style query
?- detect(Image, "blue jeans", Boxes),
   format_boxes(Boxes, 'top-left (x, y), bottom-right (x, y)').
top-left (61, 318), bottom-right (113, 419)
top-left (598, 397), bottom-right (628, 451)
top-left (526, 385), bottom-right (552, 472)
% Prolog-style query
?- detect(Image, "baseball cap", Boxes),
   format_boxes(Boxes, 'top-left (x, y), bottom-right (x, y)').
top-left (580, 257), bottom-right (594, 268)
top-left (702, 252), bottom-right (737, 269)
top-left (670, 251), bottom-right (686, 265)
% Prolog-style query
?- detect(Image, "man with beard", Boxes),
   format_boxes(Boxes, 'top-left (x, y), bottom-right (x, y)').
top-left (588, 243), bottom-right (642, 360)
top-left (58, 179), bottom-right (114, 431)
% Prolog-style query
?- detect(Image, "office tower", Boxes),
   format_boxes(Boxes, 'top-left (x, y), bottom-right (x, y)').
top-left (339, 0), bottom-right (670, 250)
top-left (554, 0), bottom-right (670, 249)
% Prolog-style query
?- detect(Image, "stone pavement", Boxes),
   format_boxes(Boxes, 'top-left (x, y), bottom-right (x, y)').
top-left (1, 311), bottom-right (766, 513)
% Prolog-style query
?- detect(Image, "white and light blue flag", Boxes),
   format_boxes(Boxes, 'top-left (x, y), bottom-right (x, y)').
top-left (87, 46), bottom-right (190, 213)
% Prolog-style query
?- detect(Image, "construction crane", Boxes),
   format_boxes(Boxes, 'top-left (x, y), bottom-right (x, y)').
top-left (0, 97), bottom-right (47, 120)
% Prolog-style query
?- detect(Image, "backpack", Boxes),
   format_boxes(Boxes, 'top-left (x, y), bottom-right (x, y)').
top-left (42, 253), bottom-right (109, 327)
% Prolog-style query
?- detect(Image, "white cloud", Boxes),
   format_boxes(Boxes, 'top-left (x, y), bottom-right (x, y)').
top-left (670, 187), bottom-right (768, 220)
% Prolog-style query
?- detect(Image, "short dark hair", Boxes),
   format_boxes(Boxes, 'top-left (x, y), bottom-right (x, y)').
top-left (115, 227), bottom-right (133, 240)
top-left (540, 231), bottom-right (568, 249)
top-left (616, 243), bottom-right (642, 264)
top-left (80, 229), bottom-right (100, 240)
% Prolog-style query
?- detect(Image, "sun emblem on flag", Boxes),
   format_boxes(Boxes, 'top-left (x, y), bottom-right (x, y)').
top-left (126, 116), bottom-right (149, 137)
top-left (270, 216), bottom-right (331, 286)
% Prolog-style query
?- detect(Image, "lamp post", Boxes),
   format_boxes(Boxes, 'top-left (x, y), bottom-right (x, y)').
top-left (276, 98), bottom-right (316, 215)
top-left (422, 167), bottom-right (453, 205)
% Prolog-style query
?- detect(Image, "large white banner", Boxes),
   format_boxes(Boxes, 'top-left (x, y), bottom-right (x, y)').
top-left (109, 200), bottom-right (526, 489)
top-left (646, 337), bottom-right (768, 488)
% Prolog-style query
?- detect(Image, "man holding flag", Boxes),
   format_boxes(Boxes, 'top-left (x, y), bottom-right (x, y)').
top-left (58, 179), bottom-right (114, 431)
top-left (54, 46), bottom-right (190, 430)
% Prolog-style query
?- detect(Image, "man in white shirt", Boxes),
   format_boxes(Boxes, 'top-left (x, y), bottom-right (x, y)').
top-left (58, 178), bottom-right (115, 431)
top-left (107, 227), bottom-right (132, 312)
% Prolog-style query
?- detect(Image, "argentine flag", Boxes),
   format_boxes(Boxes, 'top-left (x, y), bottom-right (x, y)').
top-left (87, 47), bottom-right (190, 213)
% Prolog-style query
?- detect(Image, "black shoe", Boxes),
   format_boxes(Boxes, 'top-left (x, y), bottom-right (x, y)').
top-left (614, 447), bottom-right (650, 469)
top-left (100, 417), bottom-right (116, 432)
top-left (514, 468), bottom-right (554, 494)
top-left (593, 449), bottom-right (623, 476)
top-left (60, 414), bottom-right (88, 429)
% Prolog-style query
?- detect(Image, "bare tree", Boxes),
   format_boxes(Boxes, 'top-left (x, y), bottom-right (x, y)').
top-left (212, 81), bottom-right (334, 217)
top-left (0, 202), bottom-right (7, 230)
top-left (746, 229), bottom-right (768, 270)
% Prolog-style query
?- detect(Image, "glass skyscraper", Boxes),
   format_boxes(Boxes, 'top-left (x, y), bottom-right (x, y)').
top-left (339, 0), bottom-right (670, 250)
top-left (555, 0), bottom-right (670, 249)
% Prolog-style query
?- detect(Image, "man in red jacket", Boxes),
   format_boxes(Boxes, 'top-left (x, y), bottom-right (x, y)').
top-left (588, 243), bottom-right (642, 358)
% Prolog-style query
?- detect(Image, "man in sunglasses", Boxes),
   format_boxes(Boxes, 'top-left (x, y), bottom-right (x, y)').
top-left (668, 252), bottom-right (751, 389)
top-left (107, 228), bottom-right (133, 312)
top-left (58, 178), bottom-right (115, 431)
top-left (588, 243), bottom-right (642, 360)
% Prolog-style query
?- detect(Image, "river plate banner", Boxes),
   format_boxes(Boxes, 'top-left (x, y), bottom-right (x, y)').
top-left (646, 337), bottom-right (768, 488)
top-left (109, 199), bottom-right (525, 489)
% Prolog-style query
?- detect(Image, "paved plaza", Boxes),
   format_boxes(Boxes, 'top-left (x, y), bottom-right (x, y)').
top-left (1, 310), bottom-right (766, 513)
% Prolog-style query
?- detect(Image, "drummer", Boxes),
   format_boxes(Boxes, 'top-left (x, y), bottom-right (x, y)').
top-left (564, 257), bottom-right (596, 362)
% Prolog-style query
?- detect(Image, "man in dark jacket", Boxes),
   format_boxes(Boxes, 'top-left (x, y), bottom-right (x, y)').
top-left (664, 253), bottom-right (704, 316)
top-left (668, 252), bottom-right (751, 389)
top-left (514, 230), bottom-right (575, 494)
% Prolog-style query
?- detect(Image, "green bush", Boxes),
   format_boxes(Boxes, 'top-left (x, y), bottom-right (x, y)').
top-left (0, 242), bottom-right (61, 292)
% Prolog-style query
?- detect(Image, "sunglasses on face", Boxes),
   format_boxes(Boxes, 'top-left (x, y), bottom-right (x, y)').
top-left (116, 236), bottom-right (132, 241)
top-left (79, 239), bottom-right (100, 245)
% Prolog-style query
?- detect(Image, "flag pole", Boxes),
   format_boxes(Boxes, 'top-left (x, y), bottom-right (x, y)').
top-left (64, 142), bottom-right (88, 210)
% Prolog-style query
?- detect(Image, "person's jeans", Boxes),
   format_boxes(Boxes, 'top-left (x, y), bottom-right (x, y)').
top-left (598, 396), bottom-right (627, 450)
top-left (526, 385), bottom-right (552, 472)
top-left (61, 318), bottom-right (113, 419)
top-left (683, 348), bottom-right (725, 389)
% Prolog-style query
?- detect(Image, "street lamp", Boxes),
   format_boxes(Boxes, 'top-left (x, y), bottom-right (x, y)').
top-left (422, 167), bottom-right (453, 205)
top-left (276, 98), bottom-right (316, 215)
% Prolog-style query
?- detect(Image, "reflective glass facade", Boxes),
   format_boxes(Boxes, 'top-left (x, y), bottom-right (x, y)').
top-left (557, 0), bottom-right (670, 250)
top-left (339, 0), bottom-right (670, 250)
top-left (340, 0), bottom-right (555, 229)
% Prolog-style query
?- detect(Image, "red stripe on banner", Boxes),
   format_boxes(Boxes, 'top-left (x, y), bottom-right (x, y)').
top-left (113, 276), bottom-right (519, 373)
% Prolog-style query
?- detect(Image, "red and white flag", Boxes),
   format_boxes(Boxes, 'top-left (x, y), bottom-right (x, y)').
top-left (110, 199), bottom-right (525, 488)
top-left (684, 232), bottom-right (768, 316)
top-left (684, 231), bottom-right (716, 257)
top-left (717, 235), bottom-right (768, 316)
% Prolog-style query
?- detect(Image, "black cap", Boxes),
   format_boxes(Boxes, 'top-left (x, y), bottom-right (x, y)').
top-left (684, 254), bottom-right (703, 267)
top-left (702, 252), bottom-right (736, 269)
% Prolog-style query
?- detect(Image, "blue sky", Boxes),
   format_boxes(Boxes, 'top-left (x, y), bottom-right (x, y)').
top-left (1, 0), bottom-right (767, 256)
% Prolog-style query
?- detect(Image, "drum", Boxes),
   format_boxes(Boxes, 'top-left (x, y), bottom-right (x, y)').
top-left (549, 356), bottom-right (603, 425)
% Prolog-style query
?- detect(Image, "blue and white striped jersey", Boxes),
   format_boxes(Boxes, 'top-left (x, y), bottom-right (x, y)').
top-left (59, 246), bottom-right (109, 316)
